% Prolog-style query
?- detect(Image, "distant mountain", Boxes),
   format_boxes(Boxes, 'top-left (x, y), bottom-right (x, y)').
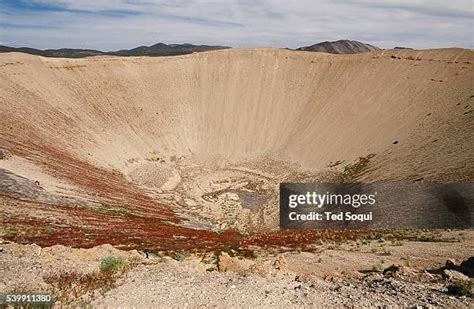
top-left (111, 43), bottom-right (229, 57)
top-left (296, 40), bottom-right (380, 54)
top-left (0, 43), bottom-right (230, 58)
top-left (0, 46), bottom-right (104, 58)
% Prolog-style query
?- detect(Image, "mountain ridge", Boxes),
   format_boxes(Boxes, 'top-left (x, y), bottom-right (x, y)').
top-left (0, 42), bottom-right (230, 58)
top-left (296, 40), bottom-right (381, 54)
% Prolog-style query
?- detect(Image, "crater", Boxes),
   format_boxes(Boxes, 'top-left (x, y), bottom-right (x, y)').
top-left (0, 48), bottom-right (473, 248)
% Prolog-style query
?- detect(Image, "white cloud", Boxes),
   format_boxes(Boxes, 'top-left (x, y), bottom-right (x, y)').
top-left (1, 0), bottom-right (473, 49)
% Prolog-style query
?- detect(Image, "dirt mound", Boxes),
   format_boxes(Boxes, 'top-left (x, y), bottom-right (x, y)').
top-left (0, 48), bottom-right (473, 249)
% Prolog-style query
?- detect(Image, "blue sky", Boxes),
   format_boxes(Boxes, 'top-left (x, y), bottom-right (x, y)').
top-left (0, 0), bottom-right (473, 50)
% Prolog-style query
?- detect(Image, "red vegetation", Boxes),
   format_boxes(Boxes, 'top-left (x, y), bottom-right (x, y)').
top-left (0, 127), bottom-right (370, 253)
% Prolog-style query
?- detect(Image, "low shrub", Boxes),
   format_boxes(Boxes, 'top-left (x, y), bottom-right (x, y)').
top-left (100, 256), bottom-right (127, 273)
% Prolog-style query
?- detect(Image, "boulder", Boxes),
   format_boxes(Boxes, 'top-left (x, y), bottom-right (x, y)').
top-left (445, 259), bottom-right (457, 269)
top-left (460, 256), bottom-right (474, 274)
top-left (273, 256), bottom-right (288, 271)
top-left (443, 269), bottom-right (470, 282)
top-left (218, 252), bottom-right (253, 274)
top-left (382, 264), bottom-right (412, 277)
top-left (445, 257), bottom-right (474, 277)
top-left (0, 149), bottom-right (11, 160)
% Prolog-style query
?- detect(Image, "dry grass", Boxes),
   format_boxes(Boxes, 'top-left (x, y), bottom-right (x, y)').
top-left (43, 256), bottom-right (133, 305)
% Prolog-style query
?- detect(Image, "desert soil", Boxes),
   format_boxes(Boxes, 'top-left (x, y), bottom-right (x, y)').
top-left (1, 230), bottom-right (473, 307)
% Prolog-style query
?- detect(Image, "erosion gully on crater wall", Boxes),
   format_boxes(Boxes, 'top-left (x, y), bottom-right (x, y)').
top-left (0, 48), bottom-right (473, 252)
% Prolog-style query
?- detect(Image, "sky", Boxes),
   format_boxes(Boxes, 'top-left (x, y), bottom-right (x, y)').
top-left (0, 0), bottom-right (473, 50)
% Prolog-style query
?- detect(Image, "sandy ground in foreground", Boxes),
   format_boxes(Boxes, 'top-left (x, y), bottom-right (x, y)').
top-left (1, 230), bottom-right (473, 308)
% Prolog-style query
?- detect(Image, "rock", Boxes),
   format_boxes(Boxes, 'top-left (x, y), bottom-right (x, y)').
top-left (383, 264), bottom-right (401, 276)
top-left (445, 259), bottom-right (457, 269)
top-left (445, 257), bottom-right (474, 277)
top-left (324, 273), bottom-right (344, 283)
top-left (217, 252), bottom-right (253, 274)
top-left (446, 281), bottom-right (473, 296)
top-left (273, 256), bottom-right (288, 271)
top-left (460, 256), bottom-right (474, 274)
top-left (0, 247), bottom-right (3, 253)
top-left (0, 149), bottom-right (11, 160)
top-left (383, 264), bottom-right (411, 278)
top-left (443, 269), bottom-right (470, 282)
top-left (364, 272), bottom-right (384, 281)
